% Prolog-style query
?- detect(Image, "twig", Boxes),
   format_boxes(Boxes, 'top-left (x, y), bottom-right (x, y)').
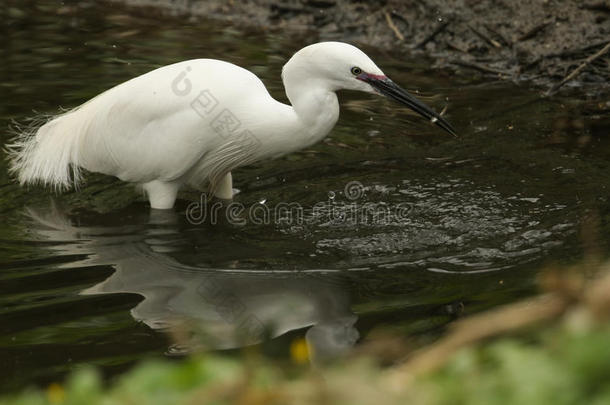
top-left (384, 261), bottom-right (610, 391)
top-left (519, 21), bottom-right (552, 42)
top-left (546, 41), bottom-right (610, 95)
top-left (385, 293), bottom-right (569, 385)
top-left (522, 40), bottom-right (610, 73)
top-left (415, 20), bottom-right (450, 49)
top-left (389, 10), bottom-right (409, 25)
top-left (384, 11), bottom-right (404, 41)
top-left (446, 41), bottom-right (468, 53)
top-left (469, 24), bottom-right (501, 48)
top-left (483, 23), bottom-right (512, 47)
top-left (546, 40), bottom-right (610, 59)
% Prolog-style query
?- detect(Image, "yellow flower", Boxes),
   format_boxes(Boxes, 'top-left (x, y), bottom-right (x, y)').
top-left (46, 382), bottom-right (65, 404)
top-left (290, 338), bottom-right (310, 364)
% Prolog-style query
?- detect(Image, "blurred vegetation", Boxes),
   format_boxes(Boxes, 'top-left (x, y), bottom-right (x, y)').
top-left (2, 261), bottom-right (610, 405)
top-left (2, 323), bottom-right (610, 405)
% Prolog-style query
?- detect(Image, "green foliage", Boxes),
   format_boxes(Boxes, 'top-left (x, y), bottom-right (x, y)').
top-left (422, 326), bottom-right (610, 405)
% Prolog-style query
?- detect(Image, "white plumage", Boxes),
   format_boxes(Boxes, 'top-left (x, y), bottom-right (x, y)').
top-left (7, 41), bottom-right (455, 209)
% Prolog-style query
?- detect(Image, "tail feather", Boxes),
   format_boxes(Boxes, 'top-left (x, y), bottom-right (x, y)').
top-left (5, 109), bottom-right (84, 191)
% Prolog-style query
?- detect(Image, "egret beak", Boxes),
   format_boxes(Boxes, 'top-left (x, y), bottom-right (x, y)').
top-left (357, 73), bottom-right (457, 136)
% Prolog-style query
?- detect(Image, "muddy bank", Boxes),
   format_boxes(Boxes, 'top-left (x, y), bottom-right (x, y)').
top-left (107, 0), bottom-right (610, 93)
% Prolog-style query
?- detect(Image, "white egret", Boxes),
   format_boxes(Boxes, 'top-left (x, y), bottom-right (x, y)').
top-left (7, 42), bottom-right (456, 209)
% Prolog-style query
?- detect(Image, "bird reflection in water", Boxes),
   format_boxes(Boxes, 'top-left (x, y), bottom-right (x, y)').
top-left (25, 203), bottom-right (359, 364)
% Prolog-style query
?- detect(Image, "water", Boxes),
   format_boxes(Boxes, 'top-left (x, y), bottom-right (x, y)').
top-left (1, 0), bottom-right (609, 392)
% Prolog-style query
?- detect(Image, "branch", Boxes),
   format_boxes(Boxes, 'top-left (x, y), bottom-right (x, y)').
top-left (546, 41), bottom-right (610, 95)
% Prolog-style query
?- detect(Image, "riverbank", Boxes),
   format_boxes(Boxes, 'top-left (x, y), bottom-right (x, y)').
top-left (107, 0), bottom-right (610, 93)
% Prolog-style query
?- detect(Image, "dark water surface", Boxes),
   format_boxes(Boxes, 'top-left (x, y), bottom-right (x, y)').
top-left (1, 0), bottom-right (609, 392)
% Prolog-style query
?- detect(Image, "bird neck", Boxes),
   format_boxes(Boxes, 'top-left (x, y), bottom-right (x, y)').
top-left (283, 76), bottom-right (340, 145)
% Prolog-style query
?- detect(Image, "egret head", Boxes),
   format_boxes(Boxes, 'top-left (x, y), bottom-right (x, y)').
top-left (283, 42), bottom-right (456, 136)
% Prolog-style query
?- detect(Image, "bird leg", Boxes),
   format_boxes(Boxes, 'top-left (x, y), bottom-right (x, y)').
top-left (143, 180), bottom-right (181, 209)
top-left (214, 172), bottom-right (234, 200)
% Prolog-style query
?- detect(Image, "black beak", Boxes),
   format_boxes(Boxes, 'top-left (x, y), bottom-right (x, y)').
top-left (358, 73), bottom-right (457, 136)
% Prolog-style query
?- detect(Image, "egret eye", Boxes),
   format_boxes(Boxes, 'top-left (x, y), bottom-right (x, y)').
top-left (350, 66), bottom-right (362, 76)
